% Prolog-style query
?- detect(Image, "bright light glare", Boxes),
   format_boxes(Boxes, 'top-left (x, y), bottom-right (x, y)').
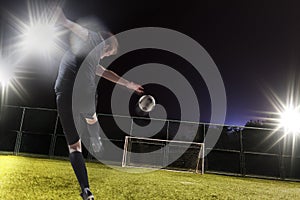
top-left (0, 55), bottom-right (27, 104)
top-left (4, 1), bottom-right (66, 59)
top-left (263, 78), bottom-right (300, 136)
top-left (0, 61), bottom-right (14, 87)
top-left (24, 23), bottom-right (56, 52)
top-left (279, 106), bottom-right (300, 134)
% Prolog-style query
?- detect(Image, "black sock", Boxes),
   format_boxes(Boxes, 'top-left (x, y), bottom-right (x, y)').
top-left (69, 151), bottom-right (89, 191)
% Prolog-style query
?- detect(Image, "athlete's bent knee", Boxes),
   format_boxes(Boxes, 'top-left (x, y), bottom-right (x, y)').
top-left (68, 140), bottom-right (82, 153)
top-left (85, 113), bottom-right (98, 124)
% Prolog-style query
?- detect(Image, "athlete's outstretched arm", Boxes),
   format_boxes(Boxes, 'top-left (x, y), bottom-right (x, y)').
top-left (96, 65), bottom-right (144, 94)
top-left (55, 7), bottom-right (88, 41)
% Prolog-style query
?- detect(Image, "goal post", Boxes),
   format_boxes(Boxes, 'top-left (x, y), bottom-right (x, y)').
top-left (122, 136), bottom-right (205, 174)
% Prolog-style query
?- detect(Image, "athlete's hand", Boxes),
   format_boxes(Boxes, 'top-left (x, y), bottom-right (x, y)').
top-left (126, 82), bottom-right (144, 94)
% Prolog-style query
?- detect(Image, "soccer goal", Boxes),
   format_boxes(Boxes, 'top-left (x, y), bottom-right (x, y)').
top-left (122, 136), bottom-right (205, 174)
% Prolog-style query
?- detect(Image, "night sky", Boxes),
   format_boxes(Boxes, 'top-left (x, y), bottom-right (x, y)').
top-left (1, 0), bottom-right (300, 126)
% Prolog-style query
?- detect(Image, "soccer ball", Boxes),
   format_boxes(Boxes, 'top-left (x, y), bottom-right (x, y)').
top-left (138, 95), bottom-right (156, 112)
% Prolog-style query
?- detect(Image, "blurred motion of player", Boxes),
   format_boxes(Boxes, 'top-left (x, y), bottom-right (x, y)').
top-left (54, 7), bottom-right (143, 200)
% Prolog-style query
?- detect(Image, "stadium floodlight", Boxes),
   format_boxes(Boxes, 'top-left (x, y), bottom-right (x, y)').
top-left (279, 106), bottom-right (300, 135)
top-left (23, 23), bottom-right (57, 53)
top-left (0, 60), bottom-right (14, 87)
top-left (0, 53), bottom-right (27, 103)
top-left (4, 2), bottom-right (66, 58)
top-left (263, 83), bottom-right (300, 136)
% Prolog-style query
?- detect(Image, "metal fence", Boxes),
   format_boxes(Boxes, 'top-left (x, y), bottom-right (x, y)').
top-left (0, 105), bottom-right (299, 181)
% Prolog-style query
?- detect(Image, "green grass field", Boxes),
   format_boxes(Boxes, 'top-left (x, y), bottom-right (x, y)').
top-left (0, 155), bottom-right (300, 200)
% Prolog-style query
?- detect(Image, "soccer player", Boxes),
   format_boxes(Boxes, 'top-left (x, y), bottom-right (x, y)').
top-left (54, 8), bottom-right (143, 200)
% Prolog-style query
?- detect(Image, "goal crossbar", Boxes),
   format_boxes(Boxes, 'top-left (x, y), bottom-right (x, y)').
top-left (122, 136), bottom-right (205, 174)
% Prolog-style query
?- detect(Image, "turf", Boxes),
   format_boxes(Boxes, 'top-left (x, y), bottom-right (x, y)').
top-left (0, 155), bottom-right (300, 200)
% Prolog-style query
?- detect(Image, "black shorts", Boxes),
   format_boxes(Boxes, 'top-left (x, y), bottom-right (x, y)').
top-left (56, 91), bottom-right (96, 145)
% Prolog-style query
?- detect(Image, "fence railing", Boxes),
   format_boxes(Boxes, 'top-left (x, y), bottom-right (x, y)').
top-left (0, 105), bottom-right (299, 181)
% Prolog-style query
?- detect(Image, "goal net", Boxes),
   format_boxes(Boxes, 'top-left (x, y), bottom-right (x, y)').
top-left (122, 136), bottom-right (205, 174)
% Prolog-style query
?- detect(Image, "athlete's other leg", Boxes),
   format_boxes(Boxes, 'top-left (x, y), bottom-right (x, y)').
top-left (69, 140), bottom-right (94, 200)
top-left (56, 92), bottom-right (93, 199)
top-left (68, 140), bottom-right (89, 191)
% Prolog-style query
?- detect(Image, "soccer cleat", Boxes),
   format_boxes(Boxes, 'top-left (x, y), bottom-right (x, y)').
top-left (90, 136), bottom-right (104, 153)
top-left (86, 122), bottom-right (104, 155)
top-left (80, 188), bottom-right (94, 200)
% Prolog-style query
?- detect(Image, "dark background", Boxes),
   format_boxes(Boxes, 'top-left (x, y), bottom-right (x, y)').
top-left (1, 0), bottom-right (300, 180)
top-left (1, 0), bottom-right (300, 126)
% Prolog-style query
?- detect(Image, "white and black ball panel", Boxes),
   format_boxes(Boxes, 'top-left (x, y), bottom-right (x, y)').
top-left (138, 95), bottom-right (156, 112)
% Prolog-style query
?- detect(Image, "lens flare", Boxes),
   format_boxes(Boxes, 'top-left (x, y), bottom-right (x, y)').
top-left (4, 1), bottom-right (67, 59)
top-left (0, 58), bottom-right (28, 102)
top-left (0, 60), bottom-right (14, 87)
top-left (23, 23), bottom-right (57, 52)
top-left (279, 106), bottom-right (300, 134)
top-left (261, 77), bottom-right (300, 136)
